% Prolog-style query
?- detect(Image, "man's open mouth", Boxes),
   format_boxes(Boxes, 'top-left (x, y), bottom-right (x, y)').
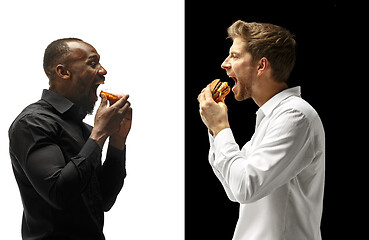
top-left (228, 75), bottom-right (238, 91)
top-left (92, 84), bottom-right (100, 102)
top-left (92, 76), bottom-right (105, 101)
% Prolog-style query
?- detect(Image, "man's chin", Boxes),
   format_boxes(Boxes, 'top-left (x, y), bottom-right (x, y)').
top-left (234, 92), bottom-right (243, 102)
top-left (234, 93), bottom-right (250, 102)
top-left (85, 101), bottom-right (96, 115)
top-left (85, 106), bottom-right (95, 115)
top-left (78, 96), bottom-right (96, 115)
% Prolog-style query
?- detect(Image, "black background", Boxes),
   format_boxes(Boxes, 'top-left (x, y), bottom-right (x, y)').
top-left (185, 1), bottom-right (363, 239)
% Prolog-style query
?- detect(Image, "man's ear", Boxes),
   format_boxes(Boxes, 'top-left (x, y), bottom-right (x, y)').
top-left (257, 57), bottom-right (269, 76)
top-left (56, 64), bottom-right (71, 79)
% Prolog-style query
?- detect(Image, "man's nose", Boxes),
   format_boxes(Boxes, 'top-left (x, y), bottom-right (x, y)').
top-left (221, 56), bottom-right (231, 69)
top-left (98, 65), bottom-right (107, 75)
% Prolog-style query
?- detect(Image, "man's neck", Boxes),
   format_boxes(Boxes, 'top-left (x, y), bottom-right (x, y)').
top-left (252, 80), bottom-right (288, 107)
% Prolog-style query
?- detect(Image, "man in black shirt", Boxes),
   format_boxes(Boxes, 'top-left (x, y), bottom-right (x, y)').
top-left (9, 38), bottom-right (132, 239)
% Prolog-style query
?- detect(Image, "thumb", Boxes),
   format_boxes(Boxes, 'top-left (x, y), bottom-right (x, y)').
top-left (204, 85), bottom-right (214, 102)
top-left (217, 96), bottom-right (226, 105)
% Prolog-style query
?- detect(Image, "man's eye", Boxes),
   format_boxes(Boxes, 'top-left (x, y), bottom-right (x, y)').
top-left (90, 62), bottom-right (98, 67)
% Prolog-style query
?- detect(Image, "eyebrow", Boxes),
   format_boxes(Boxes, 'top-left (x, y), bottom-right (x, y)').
top-left (88, 54), bottom-right (100, 60)
top-left (230, 51), bottom-right (241, 55)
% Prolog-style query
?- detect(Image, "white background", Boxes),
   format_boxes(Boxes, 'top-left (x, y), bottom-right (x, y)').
top-left (0, 0), bottom-right (184, 239)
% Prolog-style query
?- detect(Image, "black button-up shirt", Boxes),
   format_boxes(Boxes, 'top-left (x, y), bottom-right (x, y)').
top-left (9, 90), bottom-right (127, 240)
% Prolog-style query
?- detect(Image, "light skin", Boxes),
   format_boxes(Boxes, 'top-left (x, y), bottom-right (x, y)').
top-left (49, 40), bottom-right (132, 150)
top-left (198, 37), bottom-right (287, 137)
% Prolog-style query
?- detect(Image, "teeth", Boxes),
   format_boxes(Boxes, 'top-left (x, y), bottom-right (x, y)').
top-left (226, 74), bottom-right (237, 82)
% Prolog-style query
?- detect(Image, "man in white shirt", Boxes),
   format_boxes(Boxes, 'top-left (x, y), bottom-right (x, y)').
top-left (198, 20), bottom-right (325, 240)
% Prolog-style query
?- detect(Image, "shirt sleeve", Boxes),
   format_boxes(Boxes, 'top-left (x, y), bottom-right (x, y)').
top-left (100, 144), bottom-right (127, 211)
top-left (210, 109), bottom-right (314, 204)
top-left (9, 114), bottom-right (102, 210)
top-left (208, 131), bottom-right (237, 202)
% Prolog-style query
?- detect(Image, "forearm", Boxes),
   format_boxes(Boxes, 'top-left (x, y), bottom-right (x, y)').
top-left (211, 121), bottom-right (313, 204)
top-left (208, 131), bottom-right (237, 202)
top-left (71, 138), bottom-right (103, 189)
top-left (101, 144), bottom-right (127, 211)
top-left (89, 127), bottom-right (109, 149)
top-left (109, 135), bottom-right (127, 150)
top-left (211, 128), bottom-right (265, 204)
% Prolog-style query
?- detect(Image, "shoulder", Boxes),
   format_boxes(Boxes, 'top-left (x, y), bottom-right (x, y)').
top-left (275, 96), bottom-right (321, 124)
top-left (9, 100), bottom-right (61, 138)
top-left (271, 96), bottom-right (325, 141)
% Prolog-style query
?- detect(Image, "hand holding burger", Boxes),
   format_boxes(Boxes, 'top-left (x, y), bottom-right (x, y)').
top-left (198, 79), bottom-right (230, 136)
top-left (91, 89), bottom-right (132, 150)
top-left (100, 89), bottom-right (132, 150)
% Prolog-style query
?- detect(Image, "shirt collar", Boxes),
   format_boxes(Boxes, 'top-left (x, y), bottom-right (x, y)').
top-left (257, 86), bottom-right (301, 118)
top-left (41, 89), bottom-right (87, 121)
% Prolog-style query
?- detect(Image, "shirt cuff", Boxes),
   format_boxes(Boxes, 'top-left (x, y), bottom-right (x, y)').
top-left (71, 138), bottom-right (102, 169)
top-left (70, 138), bottom-right (103, 191)
top-left (106, 144), bottom-right (126, 168)
top-left (212, 128), bottom-right (238, 170)
top-left (214, 128), bottom-right (235, 149)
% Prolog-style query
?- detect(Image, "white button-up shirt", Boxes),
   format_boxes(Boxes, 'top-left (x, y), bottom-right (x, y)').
top-left (208, 87), bottom-right (325, 240)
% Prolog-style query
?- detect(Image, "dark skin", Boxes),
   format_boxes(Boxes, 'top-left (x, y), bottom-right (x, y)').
top-left (49, 40), bottom-right (132, 150)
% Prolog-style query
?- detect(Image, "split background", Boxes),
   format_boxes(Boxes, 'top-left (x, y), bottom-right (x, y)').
top-left (0, 0), bottom-right (363, 239)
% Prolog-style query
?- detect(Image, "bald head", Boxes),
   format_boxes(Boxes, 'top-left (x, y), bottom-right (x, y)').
top-left (43, 38), bottom-right (83, 80)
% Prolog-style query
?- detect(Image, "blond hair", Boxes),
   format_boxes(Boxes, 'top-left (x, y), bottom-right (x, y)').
top-left (227, 20), bottom-right (296, 83)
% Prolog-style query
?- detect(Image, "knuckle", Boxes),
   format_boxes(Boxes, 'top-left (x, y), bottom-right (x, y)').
top-left (203, 101), bottom-right (212, 108)
top-left (122, 94), bottom-right (129, 102)
top-left (199, 103), bottom-right (206, 111)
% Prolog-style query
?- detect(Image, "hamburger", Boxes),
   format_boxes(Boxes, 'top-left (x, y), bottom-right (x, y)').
top-left (210, 79), bottom-right (231, 102)
top-left (100, 90), bottom-right (123, 103)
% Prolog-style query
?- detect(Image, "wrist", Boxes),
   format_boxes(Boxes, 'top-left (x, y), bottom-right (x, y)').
top-left (90, 129), bottom-right (108, 149)
top-left (109, 135), bottom-right (127, 150)
top-left (212, 123), bottom-right (230, 137)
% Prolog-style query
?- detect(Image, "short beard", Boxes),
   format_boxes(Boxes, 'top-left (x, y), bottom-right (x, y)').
top-left (75, 77), bottom-right (96, 115)
top-left (78, 95), bottom-right (96, 115)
